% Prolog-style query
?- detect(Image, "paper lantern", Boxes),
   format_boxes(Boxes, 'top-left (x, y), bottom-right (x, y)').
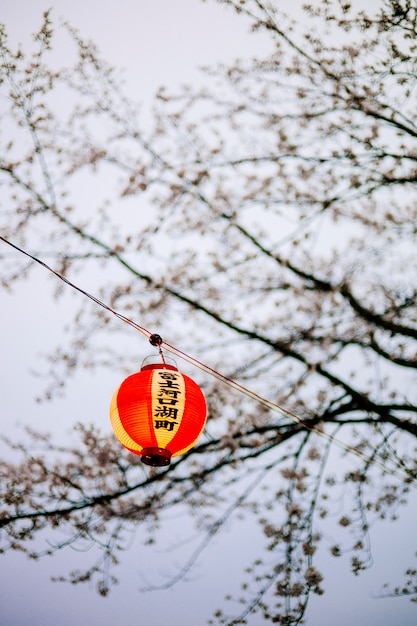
top-left (110, 358), bottom-right (207, 466)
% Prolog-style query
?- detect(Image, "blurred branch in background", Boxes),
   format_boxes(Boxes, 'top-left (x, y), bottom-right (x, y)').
top-left (1, 1), bottom-right (417, 623)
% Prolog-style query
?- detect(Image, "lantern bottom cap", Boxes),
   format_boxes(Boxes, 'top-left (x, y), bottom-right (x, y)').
top-left (141, 447), bottom-right (172, 467)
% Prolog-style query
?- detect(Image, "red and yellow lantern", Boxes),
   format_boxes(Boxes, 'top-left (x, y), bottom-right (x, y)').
top-left (110, 357), bottom-right (207, 467)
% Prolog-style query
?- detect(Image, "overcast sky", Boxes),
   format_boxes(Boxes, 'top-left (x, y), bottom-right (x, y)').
top-left (1, 1), bottom-right (416, 625)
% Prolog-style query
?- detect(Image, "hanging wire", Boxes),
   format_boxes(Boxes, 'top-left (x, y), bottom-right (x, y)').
top-left (164, 338), bottom-right (417, 485)
top-left (0, 236), bottom-right (152, 341)
top-left (149, 333), bottom-right (167, 366)
top-left (1, 235), bottom-right (416, 487)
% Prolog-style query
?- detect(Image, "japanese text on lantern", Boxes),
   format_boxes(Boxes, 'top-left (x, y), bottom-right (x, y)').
top-left (153, 371), bottom-right (183, 432)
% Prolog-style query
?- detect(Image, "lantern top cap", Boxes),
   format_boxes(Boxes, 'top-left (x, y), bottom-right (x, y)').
top-left (140, 355), bottom-right (178, 371)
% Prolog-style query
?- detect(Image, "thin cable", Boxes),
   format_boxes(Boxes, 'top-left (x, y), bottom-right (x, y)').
top-left (1, 235), bottom-right (416, 486)
top-left (0, 236), bottom-right (152, 341)
top-left (163, 340), bottom-right (417, 485)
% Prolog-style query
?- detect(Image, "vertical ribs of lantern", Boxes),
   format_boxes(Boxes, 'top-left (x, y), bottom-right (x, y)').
top-left (151, 370), bottom-right (186, 449)
top-left (122, 370), bottom-right (157, 450)
top-left (109, 383), bottom-right (143, 454)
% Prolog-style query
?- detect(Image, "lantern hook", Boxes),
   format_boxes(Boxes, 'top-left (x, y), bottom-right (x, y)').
top-left (149, 333), bottom-right (167, 366)
top-left (149, 333), bottom-right (163, 347)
